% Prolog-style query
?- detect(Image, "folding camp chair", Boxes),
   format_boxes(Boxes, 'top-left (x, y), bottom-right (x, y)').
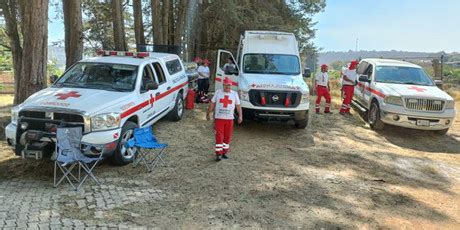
top-left (54, 127), bottom-right (103, 190)
top-left (125, 126), bottom-right (168, 172)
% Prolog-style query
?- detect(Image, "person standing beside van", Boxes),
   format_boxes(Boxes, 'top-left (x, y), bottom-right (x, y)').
top-left (315, 64), bottom-right (332, 114)
top-left (223, 57), bottom-right (237, 74)
top-left (197, 59), bottom-right (211, 95)
top-left (340, 60), bottom-right (358, 115)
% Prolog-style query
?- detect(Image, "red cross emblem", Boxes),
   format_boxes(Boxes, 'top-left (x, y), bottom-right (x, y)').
top-left (219, 95), bottom-right (233, 108)
top-left (55, 91), bottom-right (81, 100)
top-left (408, 86), bottom-right (427, 92)
top-left (149, 94), bottom-right (155, 107)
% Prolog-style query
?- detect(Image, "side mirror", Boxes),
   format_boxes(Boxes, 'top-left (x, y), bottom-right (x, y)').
top-left (434, 79), bottom-right (443, 88)
top-left (358, 75), bottom-right (370, 83)
top-left (224, 69), bottom-right (239, 76)
top-left (303, 68), bottom-right (311, 78)
top-left (50, 75), bottom-right (58, 84)
top-left (146, 82), bottom-right (159, 91)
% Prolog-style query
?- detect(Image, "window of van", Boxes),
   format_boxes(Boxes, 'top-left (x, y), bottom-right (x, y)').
top-left (165, 59), bottom-right (183, 75)
top-left (243, 54), bottom-right (300, 75)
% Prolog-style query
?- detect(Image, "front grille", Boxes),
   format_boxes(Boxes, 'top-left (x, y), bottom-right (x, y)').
top-left (249, 90), bottom-right (301, 107)
top-left (19, 110), bottom-right (86, 132)
top-left (404, 98), bottom-right (445, 112)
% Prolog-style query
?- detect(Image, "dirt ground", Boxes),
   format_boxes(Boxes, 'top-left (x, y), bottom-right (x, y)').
top-left (0, 92), bottom-right (459, 229)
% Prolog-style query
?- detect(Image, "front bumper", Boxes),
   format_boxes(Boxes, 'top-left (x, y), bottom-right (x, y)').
top-left (240, 99), bottom-right (309, 111)
top-left (381, 111), bottom-right (454, 130)
top-left (6, 122), bottom-right (121, 158)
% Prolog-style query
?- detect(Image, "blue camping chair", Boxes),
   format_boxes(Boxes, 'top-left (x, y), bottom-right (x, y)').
top-left (54, 127), bottom-right (104, 190)
top-left (125, 126), bottom-right (168, 172)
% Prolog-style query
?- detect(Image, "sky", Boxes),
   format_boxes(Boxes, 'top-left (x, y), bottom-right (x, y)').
top-left (312, 0), bottom-right (460, 52)
top-left (48, 0), bottom-right (460, 52)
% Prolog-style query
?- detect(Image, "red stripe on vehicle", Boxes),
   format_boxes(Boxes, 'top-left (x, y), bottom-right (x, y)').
top-left (357, 82), bottom-right (386, 98)
top-left (120, 81), bottom-right (188, 119)
top-left (215, 77), bottom-right (222, 82)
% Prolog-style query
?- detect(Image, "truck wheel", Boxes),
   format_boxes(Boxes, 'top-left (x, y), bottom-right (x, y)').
top-left (433, 129), bottom-right (449, 135)
top-left (110, 121), bottom-right (138, 166)
top-left (168, 93), bottom-right (184, 121)
top-left (368, 101), bottom-right (385, 130)
top-left (294, 111), bottom-right (309, 129)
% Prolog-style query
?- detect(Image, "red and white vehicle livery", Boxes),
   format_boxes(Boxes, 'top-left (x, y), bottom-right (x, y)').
top-left (6, 51), bottom-right (188, 165)
top-left (353, 58), bottom-right (456, 134)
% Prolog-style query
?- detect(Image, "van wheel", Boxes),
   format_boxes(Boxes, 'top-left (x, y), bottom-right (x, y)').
top-left (368, 101), bottom-right (385, 130)
top-left (110, 121), bottom-right (138, 166)
top-left (294, 111), bottom-right (309, 129)
top-left (168, 93), bottom-right (184, 121)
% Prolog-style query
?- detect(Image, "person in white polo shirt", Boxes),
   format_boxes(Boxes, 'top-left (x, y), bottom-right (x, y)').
top-left (314, 64), bottom-right (332, 114)
top-left (206, 77), bottom-right (243, 162)
top-left (340, 60), bottom-right (358, 115)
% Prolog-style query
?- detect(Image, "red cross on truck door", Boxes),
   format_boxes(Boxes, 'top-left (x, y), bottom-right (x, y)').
top-left (55, 91), bottom-right (81, 100)
top-left (219, 95), bottom-right (233, 108)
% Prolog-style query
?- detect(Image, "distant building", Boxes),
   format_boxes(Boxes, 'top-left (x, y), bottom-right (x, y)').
top-left (445, 61), bottom-right (460, 67)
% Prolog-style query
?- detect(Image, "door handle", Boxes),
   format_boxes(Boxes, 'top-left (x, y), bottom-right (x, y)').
top-left (167, 87), bottom-right (171, 90)
top-left (156, 92), bottom-right (160, 96)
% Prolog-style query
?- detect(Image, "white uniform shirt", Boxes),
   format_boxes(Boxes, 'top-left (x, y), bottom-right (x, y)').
top-left (315, 72), bottom-right (329, 87)
top-left (342, 69), bottom-right (357, 86)
top-left (197, 66), bottom-right (210, 79)
top-left (211, 89), bottom-right (241, 120)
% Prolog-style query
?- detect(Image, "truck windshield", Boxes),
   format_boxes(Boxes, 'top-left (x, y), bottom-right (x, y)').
top-left (243, 54), bottom-right (300, 75)
top-left (375, 66), bottom-right (434, 86)
top-left (53, 63), bottom-right (138, 92)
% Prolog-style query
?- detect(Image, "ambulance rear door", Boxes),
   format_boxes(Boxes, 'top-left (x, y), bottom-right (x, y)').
top-left (215, 49), bottom-right (239, 91)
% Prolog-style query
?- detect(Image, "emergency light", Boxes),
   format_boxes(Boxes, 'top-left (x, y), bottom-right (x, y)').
top-left (96, 50), bottom-right (150, 58)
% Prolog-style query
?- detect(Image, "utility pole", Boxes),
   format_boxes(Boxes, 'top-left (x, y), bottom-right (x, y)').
top-left (355, 38), bottom-right (359, 52)
top-left (440, 54), bottom-right (444, 81)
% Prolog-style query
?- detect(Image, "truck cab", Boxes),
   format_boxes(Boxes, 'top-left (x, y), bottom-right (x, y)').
top-left (215, 31), bottom-right (310, 128)
top-left (353, 58), bottom-right (456, 134)
top-left (6, 51), bottom-right (188, 165)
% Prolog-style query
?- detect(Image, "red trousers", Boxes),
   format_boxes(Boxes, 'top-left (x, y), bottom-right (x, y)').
top-left (214, 119), bottom-right (234, 155)
top-left (340, 85), bottom-right (354, 113)
top-left (315, 86), bottom-right (331, 113)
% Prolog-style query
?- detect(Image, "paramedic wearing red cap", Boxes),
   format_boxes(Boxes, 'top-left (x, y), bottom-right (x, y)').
top-left (206, 77), bottom-right (243, 162)
top-left (315, 64), bottom-right (332, 114)
top-left (340, 60), bottom-right (359, 115)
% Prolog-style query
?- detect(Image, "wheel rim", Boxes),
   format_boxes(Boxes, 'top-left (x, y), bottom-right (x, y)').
top-left (369, 105), bottom-right (378, 124)
top-left (119, 129), bottom-right (135, 160)
top-left (177, 97), bottom-right (184, 117)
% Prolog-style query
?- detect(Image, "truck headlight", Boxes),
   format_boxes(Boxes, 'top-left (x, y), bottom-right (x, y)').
top-left (11, 107), bottom-right (19, 125)
top-left (91, 113), bottom-right (121, 131)
top-left (445, 100), bottom-right (455, 109)
top-left (239, 90), bottom-right (249, 101)
top-left (301, 93), bottom-right (309, 104)
top-left (384, 96), bottom-right (403, 106)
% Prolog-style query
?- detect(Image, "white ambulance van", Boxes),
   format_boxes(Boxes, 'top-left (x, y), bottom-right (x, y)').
top-left (215, 31), bottom-right (310, 128)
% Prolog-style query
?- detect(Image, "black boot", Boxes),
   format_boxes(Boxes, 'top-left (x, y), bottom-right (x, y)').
top-left (221, 154), bottom-right (228, 159)
top-left (215, 155), bottom-right (221, 162)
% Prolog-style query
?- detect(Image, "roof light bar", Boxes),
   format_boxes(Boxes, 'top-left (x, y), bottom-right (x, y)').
top-left (95, 50), bottom-right (150, 58)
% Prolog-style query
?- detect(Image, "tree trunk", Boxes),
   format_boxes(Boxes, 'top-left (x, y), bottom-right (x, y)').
top-left (63, 0), bottom-right (83, 70)
top-left (133, 0), bottom-right (145, 50)
top-left (111, 0), bottom-right (127, 51)
top-left (174, 0), bottom-right (188, 46)
top-left (162, 0), bottom-right (170, 45)
top-left (0, 0), bottom-right (23, 105)
top-left (151, 0), bottom-right (163, 45)
top-left (16, 0), bottom-right (48, 104)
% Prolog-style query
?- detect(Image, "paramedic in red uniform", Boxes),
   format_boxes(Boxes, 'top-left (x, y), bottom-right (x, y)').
top-left (314, 64), bottom-right (332, 114)
top-left (340, 60), bottom-right (358, 115)
top-left (206, 77), bottom-right (243, 162)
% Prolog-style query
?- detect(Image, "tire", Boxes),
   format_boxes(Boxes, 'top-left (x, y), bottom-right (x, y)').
top-left (294, 111), bottom-right (309, 129)
top-left (110, 121), bottom-right (138, 166)
top-left (168, 93), bottom-right (184, 121)
top-left (368, 101), bottom-right (385, 130)
top-left (433, 129), bottom-right (449, 135)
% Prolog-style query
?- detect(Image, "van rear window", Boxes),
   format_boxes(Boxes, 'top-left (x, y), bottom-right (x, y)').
top-left (243, 54), bottom-right (300, 75)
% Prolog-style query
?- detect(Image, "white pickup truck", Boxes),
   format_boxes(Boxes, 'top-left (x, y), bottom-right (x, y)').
top-left (215, 31), bottom-right (310, 128)
top-left (6, 51), bottom-right (188, 165)
top-left (352, 58), bottom-right (456, 134)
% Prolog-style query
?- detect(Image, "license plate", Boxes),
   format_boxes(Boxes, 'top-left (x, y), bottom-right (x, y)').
top-left (416, 119), bottom-right (430, 126)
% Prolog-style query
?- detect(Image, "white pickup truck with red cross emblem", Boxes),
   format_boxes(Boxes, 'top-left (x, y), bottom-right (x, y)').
top-left (6, 51), bottom-right (188, 165)
top-left (353, 58), bottom-right (456, 134)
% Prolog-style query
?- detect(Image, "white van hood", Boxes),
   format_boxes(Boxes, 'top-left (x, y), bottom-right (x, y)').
top-left (239, 73), bottom-right (308, 93)
top-left (20, 87), bottom-right (133, 115)
top-left (379, 83), bottom-right (453, 100)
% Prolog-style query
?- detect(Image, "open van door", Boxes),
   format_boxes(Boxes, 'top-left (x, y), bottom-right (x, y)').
top-left (215, 49), bottom-right (239, 91)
